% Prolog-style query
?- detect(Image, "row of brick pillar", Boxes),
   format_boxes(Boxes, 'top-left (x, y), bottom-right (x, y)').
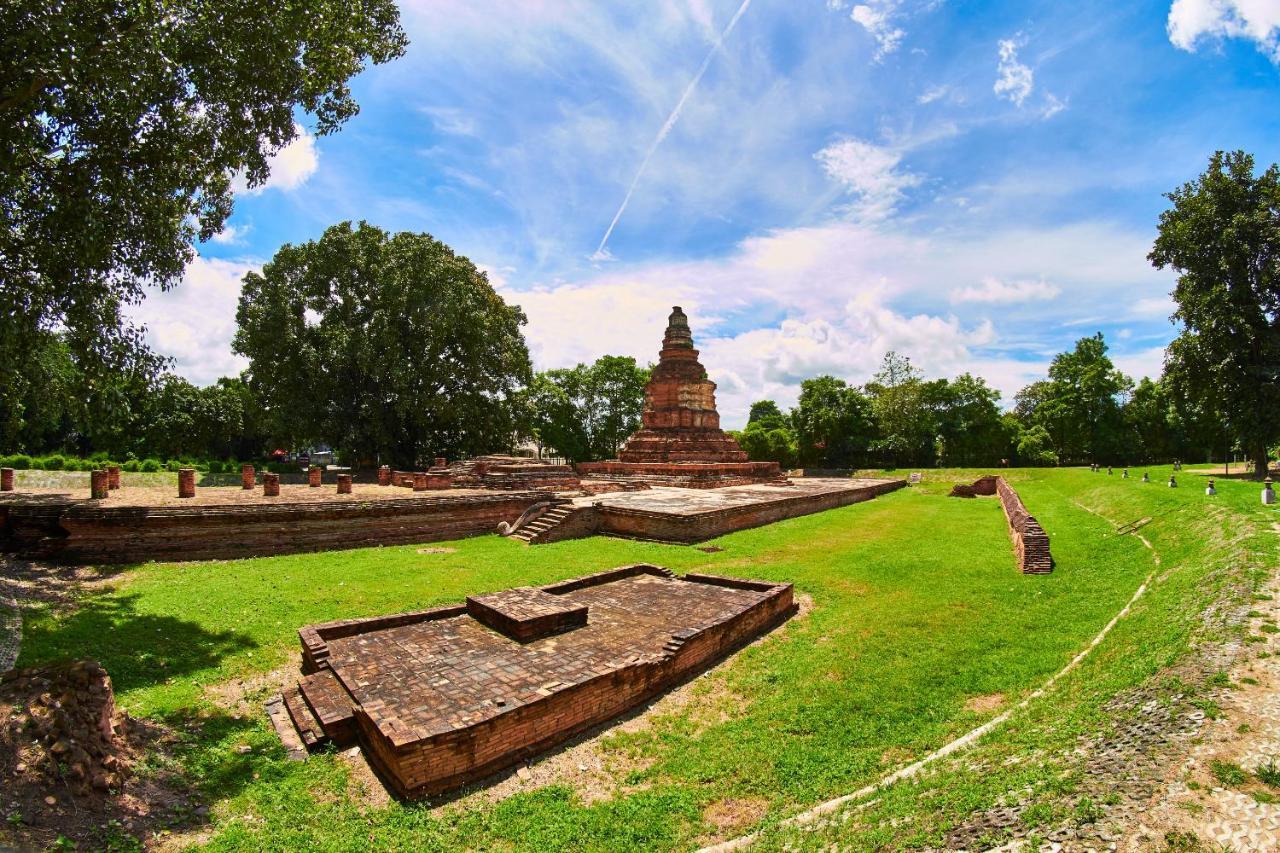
top-left (0, 462), bottom-right (366, 500)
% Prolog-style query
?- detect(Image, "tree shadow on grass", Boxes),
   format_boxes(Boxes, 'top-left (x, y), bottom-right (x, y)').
top-left (18, 590), bottom-right (257, 693)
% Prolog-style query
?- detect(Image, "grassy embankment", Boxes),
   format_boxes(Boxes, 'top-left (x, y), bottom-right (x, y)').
top-left (11, 466), bottom-right (1275, 850)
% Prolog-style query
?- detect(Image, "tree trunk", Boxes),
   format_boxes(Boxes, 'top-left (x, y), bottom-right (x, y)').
top-left (1255, 444), bottom-right (1270, 480)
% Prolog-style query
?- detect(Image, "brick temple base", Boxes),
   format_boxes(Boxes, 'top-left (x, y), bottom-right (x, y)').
top-left (270, 565), bottom-right (796, 798)
top-left (575, 460), bottom-right (787, 489)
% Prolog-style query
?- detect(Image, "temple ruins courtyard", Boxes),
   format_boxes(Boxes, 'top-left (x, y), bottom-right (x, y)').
top-left (5, 464), bottom-right (1278, 850)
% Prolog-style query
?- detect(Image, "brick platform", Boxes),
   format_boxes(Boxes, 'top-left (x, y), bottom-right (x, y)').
top-left (0, 490), bottom-right (548, 563)
top-left (272, 564), bottom-right (796, 798)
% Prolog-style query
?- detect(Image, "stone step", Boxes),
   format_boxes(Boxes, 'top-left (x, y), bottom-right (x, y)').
top-left (264, 695), bottom-right (308, 761)
top-left (283, 685), bottom-right (327, 749)
top-left (299, 668), bottom-right (357, 745)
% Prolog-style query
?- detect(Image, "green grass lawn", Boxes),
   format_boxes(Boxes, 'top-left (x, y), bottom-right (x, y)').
top-left (12, 466), bottom-right (1278, 850)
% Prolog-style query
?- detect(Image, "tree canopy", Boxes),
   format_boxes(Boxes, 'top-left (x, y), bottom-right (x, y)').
top-left (525, 357), bottom-right (650, 462)
top-left (234, 222), bottom-right (532, 467)
top-left (1151, 150), bottom-right (1280, 478)
top-left (0, 0), bottom-right (406, 423)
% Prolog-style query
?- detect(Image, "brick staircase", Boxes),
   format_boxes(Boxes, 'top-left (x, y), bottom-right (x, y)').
top-left (266, 667), bottom-right (359, 759)
top-left (509, 501), bottom-right (577, 544)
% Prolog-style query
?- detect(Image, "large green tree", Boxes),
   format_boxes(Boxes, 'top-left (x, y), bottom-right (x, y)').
top-left (792, 376), bottom-right (876, 468)
top-left (1018, 334), bottom-right (1132, 464)
top-left (929, 373), bottom-right (1011, 466)
top-left (865, 352), bottom-right (935, 467)
top-left (234, 222), bottom-right (532, 467)
top-left (1, 0), bottom-right (406, 434)
top-left (526, 356), bottom-right (650, 462)
top-left (1151, 150), bottom-right (1280, 478)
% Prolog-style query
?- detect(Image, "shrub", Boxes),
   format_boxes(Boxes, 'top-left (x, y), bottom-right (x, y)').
top-left (164, 460), bottom-right (183, 472)
top-left (4, 455), bottom-right (31, 470)
top-left (122, 460), bottom-right (141, 473)
top-left (40, 454), bottom-right (66, 470)
top-left (207, 460), bottom-right (224, 474)
top-left (139, 459), bottom-right (162, 473)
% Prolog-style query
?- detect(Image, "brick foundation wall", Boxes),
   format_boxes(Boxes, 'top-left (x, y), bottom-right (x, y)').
top-left (995, 478), bottom-right (1053, 574)
top-left (6, 493), bottom-right (546, 564)
top-left (597, 479), bottom-right (906, 543)
top-left (349, 569), bottom-right (796, 798)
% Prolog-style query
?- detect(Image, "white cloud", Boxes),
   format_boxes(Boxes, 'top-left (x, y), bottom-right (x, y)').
top-left (502, 218), bottom-right (1173, 426)
top-left (1131, 294), bottom-right (1177, 318)
top-left (994, 37), bottom-right (1034, 106)
top-left (209, 223), bottom-right (249, 245)
top-left (851, 1), bottom-right (906, 59)
top-left (951, 276), bottom-right (1061, 304)
top-left (1168, 0), bottom-right (1280, 62)
top-left (917, 84), bottom-right (950, 104)
top-left (235, 123), bottom-right (319, 195)
top-left (1040, 92), bottom-right (1067, 119)
top-left (130, 255), bottom-right (259, 384)
top-left (814, 138), bottom-right (922, 220)
top-left (1112, 345), bottom-right (1169, 382)
top-left (419, 106), bottom-right (478, 136)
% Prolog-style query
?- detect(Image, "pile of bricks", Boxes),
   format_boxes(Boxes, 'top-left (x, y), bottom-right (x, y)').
top-left (948, 475), bottom-right (998, 498)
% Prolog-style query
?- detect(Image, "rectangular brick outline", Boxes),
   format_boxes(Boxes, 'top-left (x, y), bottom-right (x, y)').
top-left (292, 564), bottom-right (796, 797)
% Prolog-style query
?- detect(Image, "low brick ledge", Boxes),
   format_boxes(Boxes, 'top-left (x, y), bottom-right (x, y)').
top-left (994, 477), bottom-right (1054, 575)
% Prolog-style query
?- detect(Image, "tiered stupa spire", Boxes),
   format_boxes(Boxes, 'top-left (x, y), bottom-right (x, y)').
top-left (617, 307), bottom-right (749, 463)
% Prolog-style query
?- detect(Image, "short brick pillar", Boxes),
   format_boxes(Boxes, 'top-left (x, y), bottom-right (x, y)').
top-left (378, 465), bottom-right (391, 486)
top-left (309, 466), bottom-right (322, 487)
top-left (425, 471), bottom-right (453, 490)
top-left (337, 473), bottom-right (353, 494)
top-left (90, 469), bottom-right (109, 499)
top-left (413, 472), bottom-right (428, 492)
top-left (263, 472), bottom-right (280, 497)
top-left (434, 457), bottom-right (447, 469)
top-left (178, 467), bottom-right (196, 498)
top-left (241, 464), bottom-right (255, 490)
top-left (0, 468), bottom-right (13, 491)
top-left (107, 465), bottom-right (121, 490)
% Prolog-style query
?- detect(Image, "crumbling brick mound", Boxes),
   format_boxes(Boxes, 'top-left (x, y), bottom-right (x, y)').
top-left (949, 476), bottom-right (998, 498)
top-left (1, 660), bottom-right (126, 797)
top-left (0, 659), bottom-right (196, 848)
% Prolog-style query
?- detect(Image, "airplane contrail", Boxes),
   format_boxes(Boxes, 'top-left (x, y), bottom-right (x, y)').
top-left (592, 0), bottom-right (754, 260)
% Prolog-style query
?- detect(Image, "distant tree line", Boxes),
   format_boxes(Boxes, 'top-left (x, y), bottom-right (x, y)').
top-left (729, 336), bottom-right (1234, 471)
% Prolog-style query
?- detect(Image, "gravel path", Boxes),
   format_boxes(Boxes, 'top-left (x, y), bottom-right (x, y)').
top-left (0, 591), bottom-right (19, 672)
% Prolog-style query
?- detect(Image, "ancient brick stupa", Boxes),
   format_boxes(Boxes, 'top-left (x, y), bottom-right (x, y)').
top-left (577, 307), bottom-right (786, 488)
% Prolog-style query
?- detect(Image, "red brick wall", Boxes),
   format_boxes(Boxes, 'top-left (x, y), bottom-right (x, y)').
top-left (995, 478), bottom-right (1053, 574)
top-left (354, 574), bottom-right (796, 797)
top-left (23, 493), bottom-right (546, 564)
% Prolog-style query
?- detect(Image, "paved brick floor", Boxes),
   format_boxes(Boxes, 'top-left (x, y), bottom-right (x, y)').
top-left (330, 572), bottom-right (774, 743)
top-left (574, 478), bottom-right (898, 516)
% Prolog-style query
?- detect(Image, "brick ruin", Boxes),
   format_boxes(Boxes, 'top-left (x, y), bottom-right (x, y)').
top-left (950, 475), bottom-right (1053, 574)
top-left (0, 491), bottom-right (548, 563)
top-left (268, 564), bottom-right (796, 798)
top-left (995, 477), bottom-right (1053, 574)
top-left (577, 308), bottom-right (786, 488)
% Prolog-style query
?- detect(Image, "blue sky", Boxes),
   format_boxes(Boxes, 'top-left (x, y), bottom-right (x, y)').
top-left (133, 0), bottom-right (1280, 427)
